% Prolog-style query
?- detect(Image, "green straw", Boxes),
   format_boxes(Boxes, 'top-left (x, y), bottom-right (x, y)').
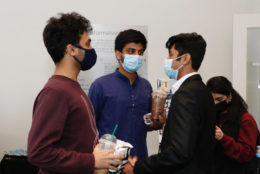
top-left (110, 124), bottom-right (118, 141)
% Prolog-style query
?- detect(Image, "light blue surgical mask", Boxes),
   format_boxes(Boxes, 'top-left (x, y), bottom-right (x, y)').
top-left (122, 54), bottom-right (143, 73)
top-left (164, 55), bottom-right (183, 80)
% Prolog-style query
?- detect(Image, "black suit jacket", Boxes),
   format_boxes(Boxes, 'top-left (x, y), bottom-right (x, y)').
top-left (134, 74), bottom-right (216, 174)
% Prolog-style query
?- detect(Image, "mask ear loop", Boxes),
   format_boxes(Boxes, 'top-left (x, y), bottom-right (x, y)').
top-left (72, 44), bottom-right (84, 64)
top-left (174, 55), bottom-right (184, 70)
top-left (173, 54), bottom-right (184, 61)
top-left (176, 64), bottom-right (183, 70)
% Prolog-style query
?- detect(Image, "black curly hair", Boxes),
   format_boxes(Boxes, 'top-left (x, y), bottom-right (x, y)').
top-left (43, 12), bottom-right (92, 63)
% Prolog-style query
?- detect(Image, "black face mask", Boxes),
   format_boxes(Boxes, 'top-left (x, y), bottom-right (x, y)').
top-left (215, 100), bottom-right (229, 113)
top-left (73, 45), bottom-right (97, 71)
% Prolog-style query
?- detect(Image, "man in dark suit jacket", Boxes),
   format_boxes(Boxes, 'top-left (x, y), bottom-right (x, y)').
top-left (123, 32), bottom-right (216, 174)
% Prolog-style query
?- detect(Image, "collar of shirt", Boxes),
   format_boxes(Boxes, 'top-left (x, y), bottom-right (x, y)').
top-left (172, 72), bottom-right (199, 93)
top-left (115, 68), bottom-right (140, 84)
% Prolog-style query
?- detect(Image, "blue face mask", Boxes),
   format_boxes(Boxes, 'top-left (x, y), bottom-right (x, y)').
top-left (122, 54), bottom-right (143, 73)
top-left (164, 55), bottom-right (183, 80)
top-left (73, 45), bottom-right (97, 71)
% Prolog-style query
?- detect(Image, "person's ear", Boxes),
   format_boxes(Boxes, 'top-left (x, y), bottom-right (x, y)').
top-left (115, 50), bottom-right (122, 62)
top-left (182, 53), bottom-right (191, 65)
top-left (66, 44), bottom-right (77, 57)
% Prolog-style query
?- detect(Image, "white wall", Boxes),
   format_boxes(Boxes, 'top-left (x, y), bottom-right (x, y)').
top-left (0, 0), bottom-right (257, 159)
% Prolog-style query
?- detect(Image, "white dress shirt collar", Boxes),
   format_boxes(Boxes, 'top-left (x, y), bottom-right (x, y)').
top-left (172, 72), bottom-right (199, 94)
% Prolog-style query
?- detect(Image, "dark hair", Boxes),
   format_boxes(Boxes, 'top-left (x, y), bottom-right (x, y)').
top-left (166, 32), bottom-right (206, 70)
top-left (43, 12), bottom-right (92, 63)
top-left (115, 29), bottom-right (147, 52)
top-left (206, 76), bottom-right (248, 123)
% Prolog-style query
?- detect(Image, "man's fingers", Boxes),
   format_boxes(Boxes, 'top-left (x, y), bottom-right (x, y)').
top-left (105, 154), bottom-right (124, 160)
top-left (128, 155), bottom-right (138, 166)
top-left (109, 160), bottom-right (122, 166)
top-left (103, 149), bottom-right (115, 154)
top-left (114, 155), bottom-right (124, 160)
top-left (158, 115), bottom-right (165, 126)
top-left (108, 164), bottom-right (119, 171)
top-left (158, 114), bottom-right (166, 124)
top-left (128, 158), bottom-right (135, 166)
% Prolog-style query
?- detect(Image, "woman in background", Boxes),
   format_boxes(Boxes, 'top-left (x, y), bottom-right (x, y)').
top-left (207, 76), bottom-right (258, 174)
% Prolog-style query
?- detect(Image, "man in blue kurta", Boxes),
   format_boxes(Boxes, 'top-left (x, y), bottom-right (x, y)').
top-left (89, 29), bottom-right (162, 160)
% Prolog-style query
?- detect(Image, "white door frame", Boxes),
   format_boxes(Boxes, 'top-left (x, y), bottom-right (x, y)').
top-left (233, 14), bottom-right (260, 100)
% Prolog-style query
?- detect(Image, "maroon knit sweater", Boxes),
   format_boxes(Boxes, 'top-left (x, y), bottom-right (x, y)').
top-left (28, 75), bottom-right (98, 174)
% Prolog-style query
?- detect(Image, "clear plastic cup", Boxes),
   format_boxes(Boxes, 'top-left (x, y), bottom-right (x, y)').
top-left (151, 90), bottom-right (167, 119)
top-left (99, 134), bottom-right (117, 150)
top-left (94, 134), bottom-right (117, 174)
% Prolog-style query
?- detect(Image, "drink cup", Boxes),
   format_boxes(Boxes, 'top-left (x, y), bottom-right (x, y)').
top-left (108, 140), bottom-right (133, 174)
top-left (94, 134), bottom-right (117, 174)
top-left (151, 90), bottom-right (167, 119)
top-left (99, 134), bottom-right (117, 150)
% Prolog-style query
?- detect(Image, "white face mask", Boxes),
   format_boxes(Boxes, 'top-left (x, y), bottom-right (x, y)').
top-left (121, 54), bottom-right (144, 73)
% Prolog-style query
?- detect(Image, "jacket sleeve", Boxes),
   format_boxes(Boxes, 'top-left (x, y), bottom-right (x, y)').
top-left (219, 112), bottom-right (258, 163)
top-left (134, 89), bottom-right (201, 174)
top-left (27, 88), bottom-right (95, 174)
top-left (88, 81), bottom-right (104, 123)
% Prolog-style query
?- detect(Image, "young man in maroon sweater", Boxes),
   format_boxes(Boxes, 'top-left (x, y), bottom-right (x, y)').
top-left (27, 12), bottom-right (122, 174)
